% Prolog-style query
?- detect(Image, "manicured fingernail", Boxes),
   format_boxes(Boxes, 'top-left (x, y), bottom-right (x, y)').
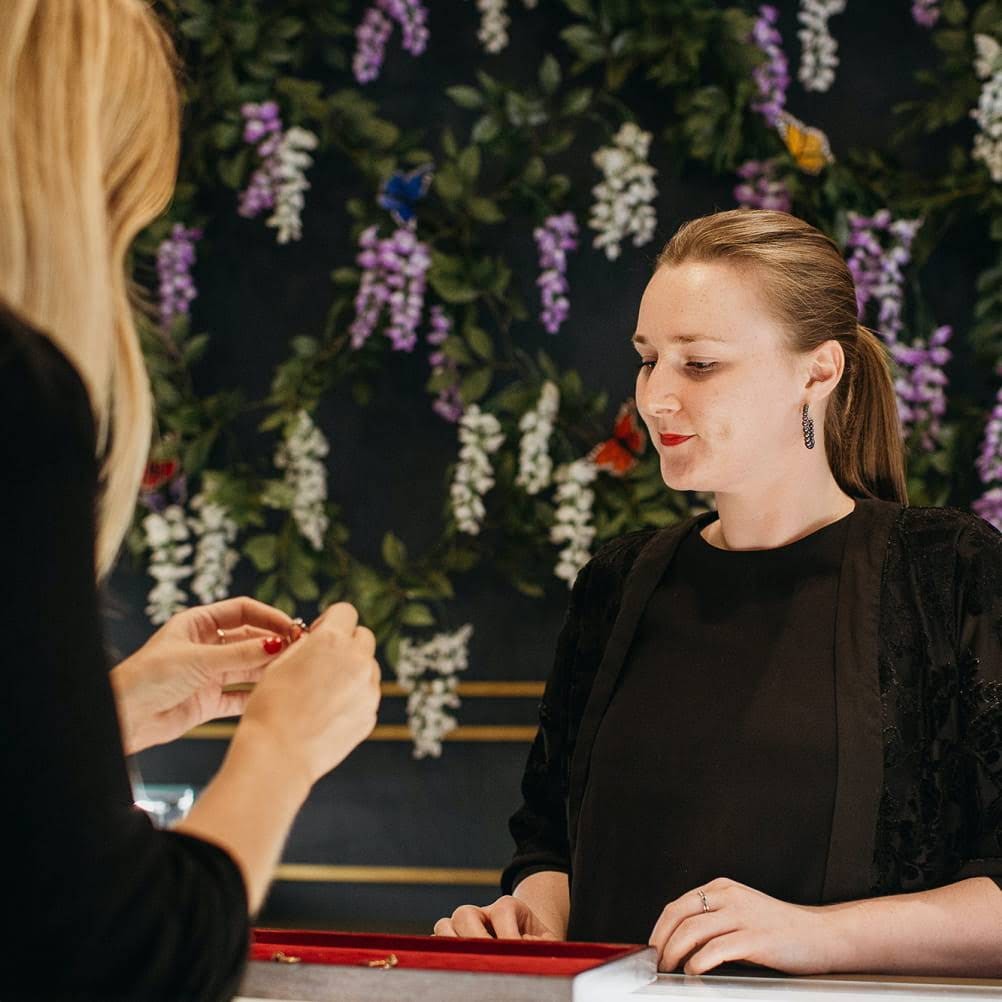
top-left (262, 636), bottom-right (283, 655)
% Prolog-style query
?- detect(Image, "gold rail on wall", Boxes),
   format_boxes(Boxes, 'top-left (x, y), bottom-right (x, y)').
top-left (274, 864), bottom-right (502, 886)
top-left (187, 723), bottom-right (538, 742)
top-left (223, 681), bottom-right (545, 698)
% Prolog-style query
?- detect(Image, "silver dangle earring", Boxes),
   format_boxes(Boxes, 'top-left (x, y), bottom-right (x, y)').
top-left (802, 403), bottom-right (816, 450)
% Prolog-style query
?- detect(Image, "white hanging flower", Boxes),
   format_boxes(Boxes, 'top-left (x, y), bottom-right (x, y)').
top-left (267, 126), bottom-right (320, 244)
top-left (274, 409), bottom-right (330, 551)
top-left (143, 504), bottom-right (194, 624)
top-left (797, 0), bottom-right (846, 93)
top-left (549, 458), bottom-right (598, 585)
top-left (187, 494), bottom-right (240, 606)
top-left (972, 35), bottom-right (1002, 183)
top-left (396, 624), bottom-right (474, 758)
top-left (589, 122), bottom-right (658, 261)
top-left (516, 381), bottom-right (560, 496)
top-left (450, 405), bottom-right (505, 535)
top-left (474, 0), bottom-right (509, 52)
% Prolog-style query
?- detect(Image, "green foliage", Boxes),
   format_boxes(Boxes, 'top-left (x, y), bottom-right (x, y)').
top-left (135, 0), bottom-right (1000, 671)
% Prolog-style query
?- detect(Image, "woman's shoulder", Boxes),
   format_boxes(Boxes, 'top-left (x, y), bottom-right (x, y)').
top-left (583, 516), bottom-right (696, 584)
top-left (0, 305), bottom-right (97, 461)
top-left (896, 502), bottom-right (1000, 550)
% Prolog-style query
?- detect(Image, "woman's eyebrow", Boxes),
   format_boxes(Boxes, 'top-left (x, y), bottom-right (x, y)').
top-left (631, 332), bottom-right (729, 345)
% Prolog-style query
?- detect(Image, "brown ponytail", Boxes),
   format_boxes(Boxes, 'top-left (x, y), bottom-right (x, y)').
top-left (656, 209), bottom-right (908, 504)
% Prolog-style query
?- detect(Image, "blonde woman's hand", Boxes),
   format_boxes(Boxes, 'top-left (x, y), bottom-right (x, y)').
top-left (110, 597), bottom-right (300, 755)
top-left (433, 896), bottom-right (561, 940)
top-left (649, 877), bottom-right (834, 975)
top-left (237, 602), bottom-right (381, 788)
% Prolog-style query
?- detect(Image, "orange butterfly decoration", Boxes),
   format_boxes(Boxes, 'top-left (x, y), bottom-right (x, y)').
top-left (587, 400), bottom-right (647, 476)
top-left (776, 111), bottom-right (834, 176)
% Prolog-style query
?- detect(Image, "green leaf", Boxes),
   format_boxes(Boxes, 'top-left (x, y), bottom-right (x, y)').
top-left (245, 534), bottom-right (278, 572)
top-left (442, 336), bottom-right (473, 364)
top-left (291, 336), bottom-right (319, 358)
top-left (256, 573), bottom-right (279, 604)
top-left (434, 164), bottom-right (465, 202)
top-left (468, 196), bottom-right (504, 223)
top-left (472, 115), bottom-right (501, 144)
top-left (458, 145), bottom-right (481, 181)
top-left (331, 267), bottom-right (360, 286)
top-left (460, 368), bottom-right (494, 404)
top-left (446, 85), bottom-right (484, 109)
top-left (539, 54), bottom-right (562, 95)
top-left (429, 270), bottom-right (478, 303)
top-left (523, 156), bottom-right (546, 185)
top-left (442, 128), bottom-right (458, 158)
top-left (465, 325), bottom-right (495, 361)
top-left (382, 532), bottom-right (408, 571)
top-left (183, 333), bottom-right (210, 364)
top-left (562, 0), bottom-right (594, 14)
top-left (274, 593), bottom-right (297, 617)
top-left (513, 578), bottom-right (545, 598)
top-left (941, 0), bottom-right (967, 24)
top-left (401, 603), bottom-right (435, 627)
top-left (562, 87), bottom-right (593, 116)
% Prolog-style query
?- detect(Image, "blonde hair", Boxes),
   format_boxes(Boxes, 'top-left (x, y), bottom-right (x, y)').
top-left (657, 209), bottom-right (908, 504)
top-left (0, 0), bottom-right (181, 579)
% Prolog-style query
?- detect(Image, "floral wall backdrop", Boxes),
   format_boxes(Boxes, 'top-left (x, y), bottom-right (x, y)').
top-left (107, 0), bottom-right (1001, 928)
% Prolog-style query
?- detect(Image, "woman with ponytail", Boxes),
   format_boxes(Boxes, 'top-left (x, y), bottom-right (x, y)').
top-left (1, 4), bottom-right (381, 999)
top-left (436, 209), bottom-right (1002, 978)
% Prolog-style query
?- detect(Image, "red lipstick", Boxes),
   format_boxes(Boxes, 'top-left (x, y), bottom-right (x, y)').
top-left (659, 433), bottom-right (693, 447)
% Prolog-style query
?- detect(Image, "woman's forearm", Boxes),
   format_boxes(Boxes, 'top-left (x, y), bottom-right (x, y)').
top-left (513, 870), bottom-right (571, 939)
top-left (175, 720), bottom-right (311, 914)
top-left (823, 877), bottom-right (1002, 977)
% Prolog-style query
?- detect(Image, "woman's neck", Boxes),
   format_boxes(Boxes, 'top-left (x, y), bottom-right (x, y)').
top-left (702, 479), bottom-right (857, 552)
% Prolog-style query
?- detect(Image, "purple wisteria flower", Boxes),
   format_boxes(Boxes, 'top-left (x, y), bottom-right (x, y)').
top-left (912, 0), bottom-right (941, 28)
top-left (139, 472), bottom-right (188, 515)
top-left (750, 5), bottom-right (790, 127)
top-left (238, 101), bottom-right (284, 218)
top-left (156, 224), bottom-right (203, 332)
top-left (845, 210), bottom-right (922, 345)
top-left (891, 325), bottom-right (952, 452)
top-left (352, 0), bottom-right (429, 85)
top-left (533, 212), bottom-right (578, 335)
top-left (427, 306), bottom-right (463, 422)
top-left (353, 8), bottom-right (393, 83)
top-left (976, 379), bottom-right (1002, 486)
top-left (350, 226), bottom-right (432, 352)
top-left (973, 487), bottom-right (1002, 530)
top-left (733, 159), bottom-right (792, 212)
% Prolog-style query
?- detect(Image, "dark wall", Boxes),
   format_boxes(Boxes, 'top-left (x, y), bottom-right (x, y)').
top-left (101, 1), bottom-right (988, 932)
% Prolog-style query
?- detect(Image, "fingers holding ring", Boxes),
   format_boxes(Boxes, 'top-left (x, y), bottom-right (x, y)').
top-left (216, 628), bottom-right (228, 644)
top-left (697, 889), bottom-right (710, 913)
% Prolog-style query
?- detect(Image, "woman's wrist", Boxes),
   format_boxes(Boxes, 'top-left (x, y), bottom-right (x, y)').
top-left (224, 718), bottom-right (315, 810)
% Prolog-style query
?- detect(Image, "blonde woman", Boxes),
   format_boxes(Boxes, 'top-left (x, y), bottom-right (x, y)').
top-left (436, 210), bottom-right (1002, 978)
top-left (0, 3), bottom-right (380, 999)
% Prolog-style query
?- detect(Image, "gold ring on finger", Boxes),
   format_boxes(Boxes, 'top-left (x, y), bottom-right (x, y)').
top-left (697, 889), bottom-right (710, 913)
top-left (216, 628), bottom-right (227, 644)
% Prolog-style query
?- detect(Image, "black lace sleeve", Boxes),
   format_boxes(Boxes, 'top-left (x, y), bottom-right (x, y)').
top-left (500, 559), bottom-right (594, 894)
top-left (500, 530), bottom-right (656, 895)
top-left (953, 513), bottom-right (1002, 890)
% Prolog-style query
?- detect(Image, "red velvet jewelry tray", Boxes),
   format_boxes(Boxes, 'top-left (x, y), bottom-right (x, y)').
top-left (238, 928), bottom-right (657, 1002)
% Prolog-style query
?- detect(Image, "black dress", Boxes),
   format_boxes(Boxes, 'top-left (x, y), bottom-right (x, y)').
top-left (0, 308), bottom-right (249, 1002)
top-left (567, 513), bottom-right (848, 943)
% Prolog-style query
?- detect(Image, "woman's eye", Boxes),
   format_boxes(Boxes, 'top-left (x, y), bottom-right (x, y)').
top-left (637, 359), bottom-right (656, 371)
top-left (686, 361), bottom-right (717, 374)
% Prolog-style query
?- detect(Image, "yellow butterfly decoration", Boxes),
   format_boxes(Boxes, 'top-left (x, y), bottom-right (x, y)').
top-left (776, 111), bottom-right (835, 175)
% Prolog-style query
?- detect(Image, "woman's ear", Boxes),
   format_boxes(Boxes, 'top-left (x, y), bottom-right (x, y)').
top-left (804, 339), bottom-right (845, 399)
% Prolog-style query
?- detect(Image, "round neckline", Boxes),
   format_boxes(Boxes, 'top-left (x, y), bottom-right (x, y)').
top-left (691, 503), bottom-right (857, 556)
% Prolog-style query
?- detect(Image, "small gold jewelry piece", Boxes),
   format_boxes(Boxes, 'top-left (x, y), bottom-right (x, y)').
top-left (697, 889), bottom-right (710, 913)
top-left (216, 628), bottom-right (227, 644)
top-left (366, 953), bottom-right (399, 969)
top-left (270, 952), bottom-right (301, 964)
top-left (291, 616), bottom-right (310, 634)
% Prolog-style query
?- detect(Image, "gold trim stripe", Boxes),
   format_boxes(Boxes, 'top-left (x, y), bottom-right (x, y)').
top-left (274, 864), bottom-right (501, 886)
top-left (187, 723), bottom-right (537, 742)
top-left (224, 681), bottom-right (544, 698)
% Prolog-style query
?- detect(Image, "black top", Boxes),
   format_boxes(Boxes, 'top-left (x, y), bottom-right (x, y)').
top-left (503, 500), bottom-right (1002, 923)
top-left (567, 513), bottom-right (849, 942)
top-left (0, 308), bottom-right (249, 1002)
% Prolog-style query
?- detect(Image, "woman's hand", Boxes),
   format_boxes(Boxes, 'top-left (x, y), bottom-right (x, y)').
top-left (433, 896), bottom-right (561, 940)
top-left (238, 601), bottom-right (381, 787)
top-left (110, 597), bottom-right (299, 755)
top-left (649, 877), bottom-right (835, 975)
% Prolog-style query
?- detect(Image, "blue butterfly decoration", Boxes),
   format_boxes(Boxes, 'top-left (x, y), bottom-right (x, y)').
top-left (379, 163), bottom-right (434, 227)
